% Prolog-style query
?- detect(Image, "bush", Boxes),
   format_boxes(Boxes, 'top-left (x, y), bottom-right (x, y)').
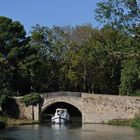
top-left (107, 119), bottom-right (131, 126)
top-left (0, 95), bottom-right (10, 113)
top-left (0, 96), bottom-right (20, 118)
top-left (107, 117), bottom-right (140, 128)
top-left (22, 93), bottom-right (42, 106)
top-left (0, 95), bottom-right (9, 106)
top-left (134, 90), bottom-right (140, 96)
top-left (0, 116), bottom-right (7, 129)
top-left (131, 117), bottom-right (140, 128)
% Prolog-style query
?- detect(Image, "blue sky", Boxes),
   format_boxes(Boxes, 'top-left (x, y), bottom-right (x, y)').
top-left (0, 0), bottom-right (101, 33)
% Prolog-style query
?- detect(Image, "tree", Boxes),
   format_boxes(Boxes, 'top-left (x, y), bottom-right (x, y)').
top-left (29, 25), bottom-right (59, 92)
top-left (119, 59), bottom-right (140, 95)
top-left (0, 57), bottom-right (12, 95)
top-left (0, 95), bottom-right (10, 114)
top-left (95, 0), bottom-right (140, 33)
top-left (68, 25), bottom-right (98, 92)
top-left (0, 16), bottom-right (30, 95)
top-left (30, 25), bottom-right (73, 92)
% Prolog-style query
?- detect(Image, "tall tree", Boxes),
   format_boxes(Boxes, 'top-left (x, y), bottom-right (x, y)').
top-left (119, 59), bottom-right (140, 95)
top-left (0, 16), bottom-right (30, 95)
top-left (29, 25), bottom-right (69, 92)
top-left (63, 24), bottom-right (96, 92)
top-left (95, 0), bottom-right (140, 33)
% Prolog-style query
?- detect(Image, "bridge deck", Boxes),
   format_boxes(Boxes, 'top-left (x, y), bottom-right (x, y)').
top-left (41, 91), bottom-right (81, 98)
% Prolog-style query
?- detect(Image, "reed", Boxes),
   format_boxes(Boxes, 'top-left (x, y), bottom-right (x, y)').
top-left (107, 117), bottom-right (140, 128)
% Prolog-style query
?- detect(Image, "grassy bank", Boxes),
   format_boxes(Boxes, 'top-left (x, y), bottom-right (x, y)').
top-left (7, 118), bottom-right (39, 126)
top-left (131, 117), bottom-right (140, 127)
top-left (1, 116), bottom-right (140, 128)
top-left (0, 116), bottom-right (39, 127)
top-left (107, 117), bottom-right (140, 128)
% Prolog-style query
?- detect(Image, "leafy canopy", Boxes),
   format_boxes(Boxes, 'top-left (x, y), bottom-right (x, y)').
top-left (119, 59), bottom-right (140, 95)
top-left (95, 0), bottom-right (140, 32)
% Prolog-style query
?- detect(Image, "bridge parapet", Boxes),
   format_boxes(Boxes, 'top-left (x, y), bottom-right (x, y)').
top-left (41, 91), bottom-right (82, 99)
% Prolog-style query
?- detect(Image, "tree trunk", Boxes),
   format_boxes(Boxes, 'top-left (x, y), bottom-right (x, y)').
top-left (83, 62), bottom-right (88, 92)
top-left (32, 105), bottom-right (34, 120)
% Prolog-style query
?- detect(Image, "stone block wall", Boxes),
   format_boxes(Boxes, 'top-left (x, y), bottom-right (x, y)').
top-left (81, 94), bottom-right (140, 123)
top-left (14, 97), bottom-right (39, 121)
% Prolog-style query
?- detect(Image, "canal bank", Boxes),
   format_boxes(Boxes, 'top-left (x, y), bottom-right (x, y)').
top-left (1, 116), bottom-right (140, 129)
top-left (0, 116), bottom-right (39, 128)
top-left (106, 117), bottom-right (140, 128)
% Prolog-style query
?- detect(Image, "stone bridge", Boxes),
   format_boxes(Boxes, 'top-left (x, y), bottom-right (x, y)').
top-left (17, 92), bottom-right (140, 123)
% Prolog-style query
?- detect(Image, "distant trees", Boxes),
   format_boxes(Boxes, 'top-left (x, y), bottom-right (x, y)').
top-left (0, 13), bottom-right (140, 96)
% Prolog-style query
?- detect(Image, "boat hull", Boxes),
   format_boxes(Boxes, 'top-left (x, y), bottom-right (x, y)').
top-left (51, 116), bottom-right (70, 124)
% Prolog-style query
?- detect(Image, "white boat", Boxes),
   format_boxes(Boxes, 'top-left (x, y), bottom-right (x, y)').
top-left (51, 108), bottom-right (70, 124)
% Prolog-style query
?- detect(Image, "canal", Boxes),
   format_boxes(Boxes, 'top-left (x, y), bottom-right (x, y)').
top-left (0, 124), bottom-right (140, 140)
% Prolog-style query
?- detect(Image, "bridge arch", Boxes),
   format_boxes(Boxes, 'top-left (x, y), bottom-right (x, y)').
top-left (40, 100), bottom-right (82, 123)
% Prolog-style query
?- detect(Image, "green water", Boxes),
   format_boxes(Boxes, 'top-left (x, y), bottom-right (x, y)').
top-left (0, 124), bottom-right (140, 140)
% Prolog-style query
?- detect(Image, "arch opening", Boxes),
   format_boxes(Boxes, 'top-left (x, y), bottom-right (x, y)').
top-left (41, 102), bottom-right (82, 123)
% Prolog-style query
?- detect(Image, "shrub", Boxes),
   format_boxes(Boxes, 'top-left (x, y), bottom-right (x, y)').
top-left (131, 117), bottom-right (140, 128)
top-left (0, 95), bottom-right (10, 113)
top-left (0, 116), bottom-right (7, 129)
top-left (22, 93), bottom-right (42, 106)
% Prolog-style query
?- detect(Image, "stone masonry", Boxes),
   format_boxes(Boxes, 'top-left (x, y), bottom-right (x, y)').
top-left (15, 93), bottom-right (140, 123)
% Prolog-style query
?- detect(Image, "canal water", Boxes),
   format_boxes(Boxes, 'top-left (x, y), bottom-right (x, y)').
top-left (0, 124), bottom-right (140, 140)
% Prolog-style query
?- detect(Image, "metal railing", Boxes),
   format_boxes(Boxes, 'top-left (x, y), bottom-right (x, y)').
top-left (41, 91), bottom-right (81, 99)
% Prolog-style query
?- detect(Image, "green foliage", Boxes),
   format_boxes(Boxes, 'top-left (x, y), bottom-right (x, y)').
top-left (107, 119), bottom-right (131, 126)
top-left (119, 59), bottom-right (140, 95)
top-left (0, 95), bottom-right (9, 108)
top-left (95, 0), bottom-right (140, 32)
top-left (134, 90), bottom-right (140, 96)
top-left (22, 93), bottom-right (42, 106)
top-left (0, 95), bottom-right (10, 113)
top-left (107, 117), bottom-right (140, 128)
top-left (0, 16), bottom-right (31, 95)
top-left (131, 117), bottom-right (140, 127)
top-left (1, 15), bottom-right (140, 96)
top-left (0, 116), bottom-right (6, 129)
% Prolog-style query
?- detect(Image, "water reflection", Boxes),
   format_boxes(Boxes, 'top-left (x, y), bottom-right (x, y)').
top-left (0, 124), bottom-right (140, 140)
top-left (80, 124), bottom-right (139, 140)
top-left (51, 124), bottom-right (67, 130)
top-left (51, 123), bottom-right (82, 130)
top-left (134, 128), bottom-right (140, 140)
